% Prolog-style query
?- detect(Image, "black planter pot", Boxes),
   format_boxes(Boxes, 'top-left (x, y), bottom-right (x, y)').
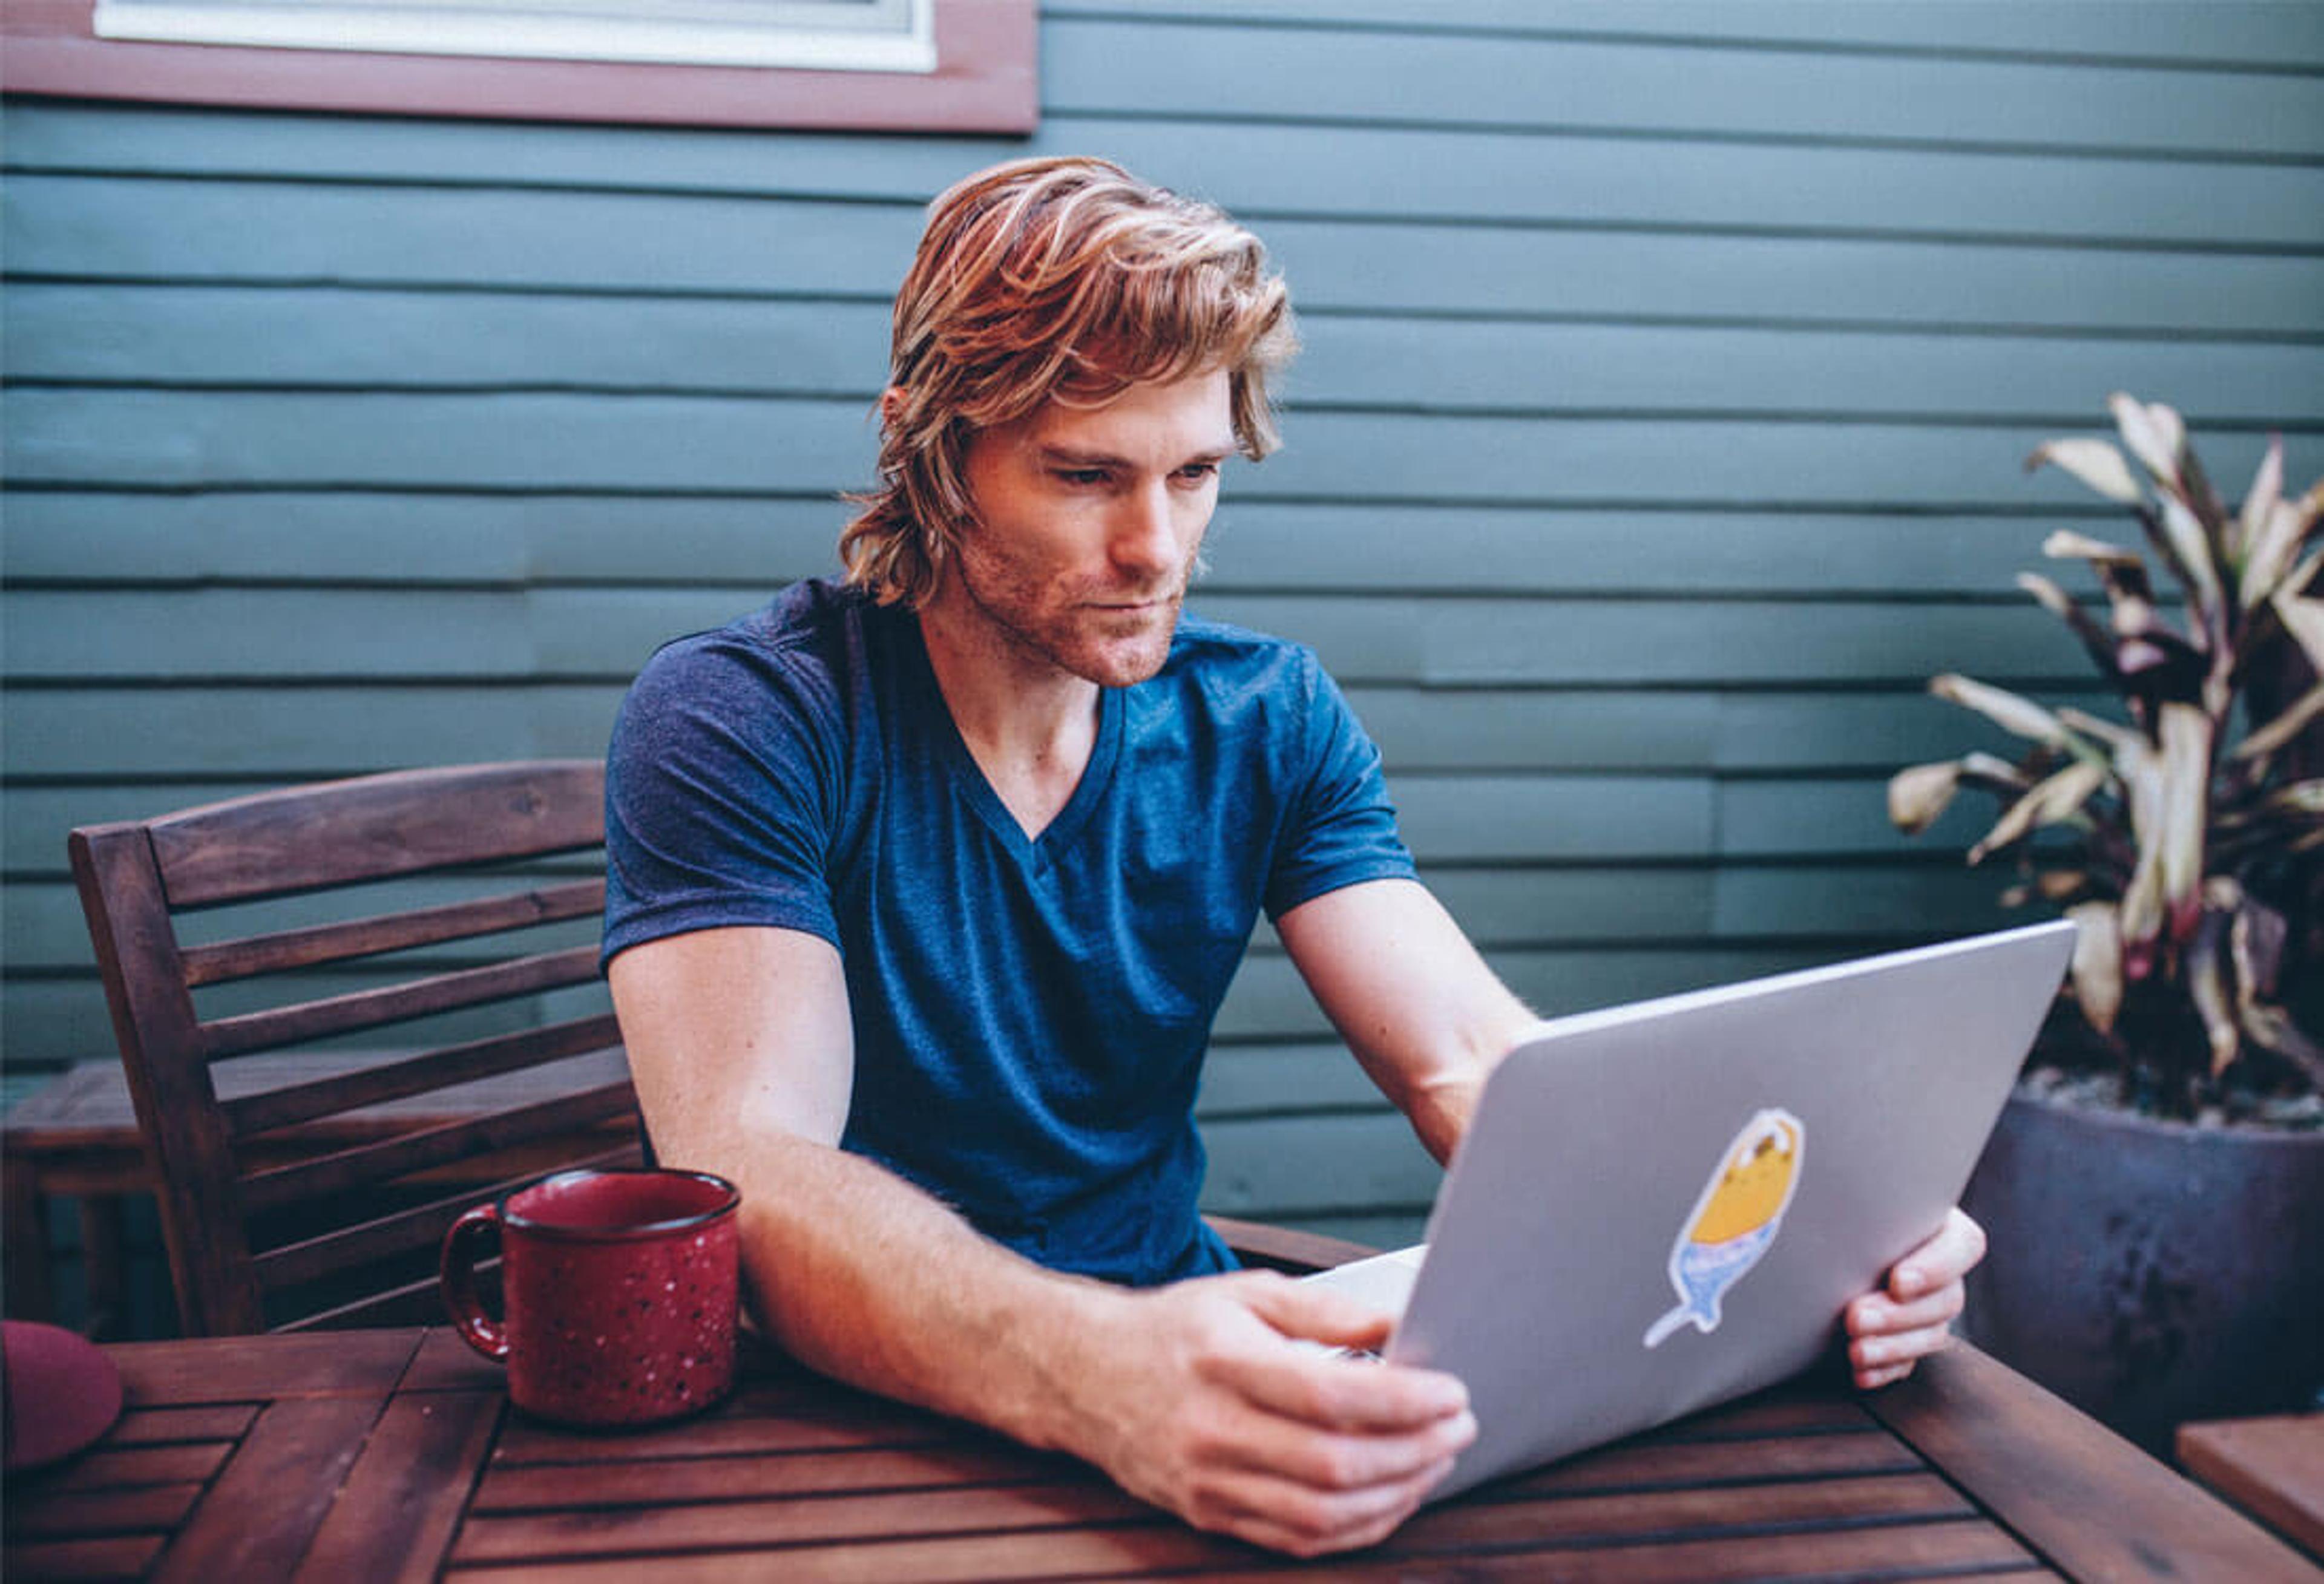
top-left (1959, 1087), bottom-right (2324, 1457)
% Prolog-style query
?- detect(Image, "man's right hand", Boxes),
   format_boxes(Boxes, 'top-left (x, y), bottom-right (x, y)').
top-left (1049, 1270), bottom-right (1477, 1556)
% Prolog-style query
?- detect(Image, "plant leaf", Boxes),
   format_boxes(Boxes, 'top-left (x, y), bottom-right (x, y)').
top-left (2158, 496), bottom-right (2227, 632)
top-left (2244, 498), bottom-right (2316, 611)
top-left (2237, 1002), bottom-right (2324, 1091)
top-left (2017, 572), bottom-right (2121, 680)
top-left (2034, 868), bottom-right (2093, 902)
top-left (2262, 779), bottom-right (2324, 818)
top-left (2116, 735), bottom-right (2168, 976)
top-left (2042, 529), bottom-right (2144, 568)
top-left (1968, 758), bottom-right (2109, 863)
top-left (2027, 438), bottom-right (2145, 505)
top-left (2110, 393), bottom-right (2185, 488)
top-left (2269, 590), bottom-right (2324, 675)
top-left (1888, 761), bottom-right (1963, 835)
top-left (2154, 702), bottom-right (2214, 947)
top-left (2185, 908), bottom-right (2241, 1080)
top-left (2236, 682), bottom-right (2324, 764)
top-left (2230, 890), bottom-right (2287, 1004)
top-left (2056, 707), bottom-right (2139, 752)
top-left (2235, 435), bottom-right (2284, 566)
top-left (2064, 900), bottom-right (2123, 1035)
top-left (1960, 750), bottom-right (2033, 790)
top-left (1930, 673), bottom-right (2076, 750)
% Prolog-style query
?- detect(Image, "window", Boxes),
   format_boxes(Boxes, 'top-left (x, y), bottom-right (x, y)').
top-left (1, 0), bottom-right (1033, 131)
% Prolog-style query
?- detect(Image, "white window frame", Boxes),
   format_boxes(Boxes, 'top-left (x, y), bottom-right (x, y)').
top-left (91, 0), bottom-right (937, 73)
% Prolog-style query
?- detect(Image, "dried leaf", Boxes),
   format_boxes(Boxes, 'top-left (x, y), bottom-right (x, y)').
top-left (2042, 529), bottom-right (2143, 567)
top-left (2270, 591), bottom-right (2324, 676)
top-left (2116, 735), bottom-right (2168, 976)
top-left (2231, 891), bottom-right (2288, 1004)
top-left (1888, 761), bottom-right (1963, 835)
top-left (1960, 750), bottom-right (2032, 790)
top-left (2290, 542), bottom-right (2323, 601)
top-left (2266, 780), bottom-right (2324, 816)
top-left (1930, 673), bottom-right (2073, 750)
top-left (2244, 499), bottom-right (2314, 610)
top-left (2155, 703), bottom-right (2213, 943)
top-left (2236, 436), bottom-right (2284, 566)
top-left (2017, 572), bottom-right (2120, 679)
top-left (2034, 868), bottom-right (2093, 902)
top-left (1969, 758), bottom-right (2109, 863)
top-left (2056, 707), bottom-right (2138, 751)
top-left (2027, 439), bottom-right (2145, 505)
top-left (2065, 900), bottom-right (2123, 1035)
top-left (2237, 1002), bottom-right (2324, 1091)
top-left (2185, 909), bottom-right (2241, 1080)
top-left (2236, 683), bottom-right (2324, 764)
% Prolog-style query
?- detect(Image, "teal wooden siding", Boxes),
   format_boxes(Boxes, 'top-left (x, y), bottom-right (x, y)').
top-left (6, 1), bottom-right (2321, 1256)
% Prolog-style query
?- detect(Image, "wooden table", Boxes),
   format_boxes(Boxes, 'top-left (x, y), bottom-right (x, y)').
top-left (2179, 1413), bottom-right (2324, 1563)
top-left (7, 1325), bottom-right (2315, 1583)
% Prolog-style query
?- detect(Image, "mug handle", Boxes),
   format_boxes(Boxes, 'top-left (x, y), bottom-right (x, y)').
top-left (440, 1204), bottom-right (510, 1361)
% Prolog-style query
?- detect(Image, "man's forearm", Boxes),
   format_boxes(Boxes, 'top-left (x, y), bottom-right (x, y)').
top-left (720, 1130), bottom-right (1116, 1453)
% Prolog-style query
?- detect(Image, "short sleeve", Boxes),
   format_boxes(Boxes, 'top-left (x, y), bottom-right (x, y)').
top-left (600, 632), bottom-right (849, 967)
top-left (1261, 654), bottom-right (1417, 919)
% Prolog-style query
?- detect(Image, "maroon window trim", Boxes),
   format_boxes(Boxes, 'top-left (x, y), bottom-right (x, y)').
top-left (0, 0), bottom-right (1036, 133)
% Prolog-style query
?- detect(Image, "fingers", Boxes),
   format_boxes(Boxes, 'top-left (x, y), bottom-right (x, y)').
top-left (1240, 1271), bottom-right (1399, 1353)
top-left (1888, 1208), bottom-right (1986, 1300)
top-left (1101, 1274), bottom-right (1476, 1556)
top-left (1190, 1452), bottom-right (1460, 1558)
top-left (1216, 1278), bottom-right (1471, 1442)
top-left (1846, 1275), bottom-right (1966, 1389)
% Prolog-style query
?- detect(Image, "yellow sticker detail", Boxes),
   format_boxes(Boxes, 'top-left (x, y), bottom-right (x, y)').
top-left (1643, 1108), bottom-right (1804, 1349)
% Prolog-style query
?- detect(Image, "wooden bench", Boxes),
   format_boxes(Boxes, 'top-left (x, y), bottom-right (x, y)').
top-left (2, 1047), bottom-right (634, 1337)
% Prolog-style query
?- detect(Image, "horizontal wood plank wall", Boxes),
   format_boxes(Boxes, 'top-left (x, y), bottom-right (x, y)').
top-left (6, 1), bottom-right (2322, 1255)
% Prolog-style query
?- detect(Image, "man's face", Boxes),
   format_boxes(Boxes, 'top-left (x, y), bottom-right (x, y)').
top-left (942, 368), bottom-right (1236, 689)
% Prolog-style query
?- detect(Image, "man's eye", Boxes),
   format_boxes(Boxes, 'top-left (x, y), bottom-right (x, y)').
top-left (1175, 463), bottom-right (1220, 483)
top-left (1056, 469), bottom-right (1109, 486)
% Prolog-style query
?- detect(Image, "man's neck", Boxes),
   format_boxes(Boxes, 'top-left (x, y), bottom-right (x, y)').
top-left (917, 603), bottom-right (1102, 841)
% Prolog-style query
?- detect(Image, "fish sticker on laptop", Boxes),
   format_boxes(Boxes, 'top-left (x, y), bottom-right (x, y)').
top-left (1644, 1108), bottom-right (1804, 1349)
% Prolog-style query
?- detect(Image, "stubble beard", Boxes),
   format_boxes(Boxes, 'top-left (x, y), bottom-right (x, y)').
top-left (959, 560), bottom-right (1190, 690)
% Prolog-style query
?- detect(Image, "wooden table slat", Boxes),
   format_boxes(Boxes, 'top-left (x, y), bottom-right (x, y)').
top-left (111, 1329), bottom-right (421, 1404)
top-left (151, 1395), bottom-right (387, 1584)
top-left (33, 1442), bottom-right (232, 1493)
top-left (473, 1441), bottom-right (1082, 1511)
top-left (103, 1405), bottom-right (261, 1445)
top-left (1, 1533), bottom-right (167, 1582)
top-left (440, 1511), bottom-right (2038, 1584)
top-left (1863, 1343), bottom-right (2321, 1584)
top-left (295, 1391), bottom-right (504, 1584)
top-left (2, 1482), bottom-right (203, 1540)
top-left (2177, 1413), bottom-right (2324, 1562)
top-left (1499, 1426), bottom-right (1921, 1495)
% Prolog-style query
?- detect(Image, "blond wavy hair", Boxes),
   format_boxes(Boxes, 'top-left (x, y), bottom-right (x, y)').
top-left (838, 156), bottom-right (1298, 608)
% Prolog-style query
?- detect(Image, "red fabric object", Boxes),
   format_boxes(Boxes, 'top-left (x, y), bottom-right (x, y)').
top-left (3, 1320), bottom-right (123, 1471)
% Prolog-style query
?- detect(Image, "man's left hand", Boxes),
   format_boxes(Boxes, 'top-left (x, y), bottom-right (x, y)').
top-left (1843, 1207), bottom-right (1985, 1390)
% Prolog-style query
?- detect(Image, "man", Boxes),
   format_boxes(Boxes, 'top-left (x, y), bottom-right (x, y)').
top-left (602, 155), bottom-right (1984, 1557)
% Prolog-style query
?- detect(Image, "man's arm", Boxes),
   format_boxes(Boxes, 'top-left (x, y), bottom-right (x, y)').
top-left (1277, 878), bottom-right (1985, 1388)
top-left (608, 923), bottom-right (1476, 1556)
top-left (1275, 878), bottom-right (1535, 1165)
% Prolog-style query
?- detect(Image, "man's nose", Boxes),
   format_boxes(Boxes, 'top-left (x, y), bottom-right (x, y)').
top-left (1109, 482), bottom-right (1180, 576)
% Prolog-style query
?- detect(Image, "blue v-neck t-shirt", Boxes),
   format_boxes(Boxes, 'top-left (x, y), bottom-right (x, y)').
top-left (602, 578), bottom-right (1415, 1286)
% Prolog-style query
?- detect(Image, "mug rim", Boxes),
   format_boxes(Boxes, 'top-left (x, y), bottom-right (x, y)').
top-left (501, 1167), bottom-right (740, 1242)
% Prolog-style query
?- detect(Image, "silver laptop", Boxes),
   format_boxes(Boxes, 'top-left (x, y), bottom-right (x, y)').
top-left (1305, 919), bottom-right (2076, 1501)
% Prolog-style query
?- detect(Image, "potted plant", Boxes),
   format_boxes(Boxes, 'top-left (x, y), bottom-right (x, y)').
top-left (1888, 394), bottom-right (2323, 1453)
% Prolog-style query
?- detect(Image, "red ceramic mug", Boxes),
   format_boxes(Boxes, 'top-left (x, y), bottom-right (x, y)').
top-left (441, 1168), bottom-right (741, 1427)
